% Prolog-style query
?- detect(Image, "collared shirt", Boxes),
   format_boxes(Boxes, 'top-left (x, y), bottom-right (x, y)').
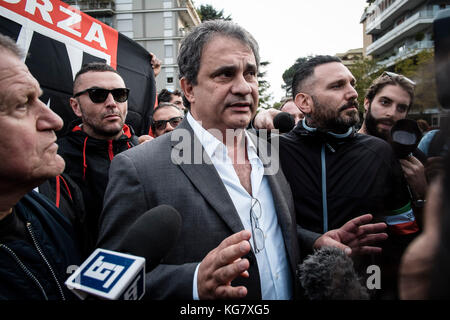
top-left (187, 112), bottom-right (292, 300)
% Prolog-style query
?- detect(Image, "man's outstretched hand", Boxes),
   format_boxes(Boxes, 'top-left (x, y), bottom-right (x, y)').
top-left (313, 214), bottom-right (388, 256)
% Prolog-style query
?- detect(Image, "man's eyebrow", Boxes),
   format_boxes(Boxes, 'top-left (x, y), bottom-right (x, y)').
top-left (245, 63), bottom-right (258, 72)
top-left (327, 79), bottom-right (345, 87)
top-left (210, 65), bottom-right (236, 77)
top-left (379, 96), bottom-right (393, 102)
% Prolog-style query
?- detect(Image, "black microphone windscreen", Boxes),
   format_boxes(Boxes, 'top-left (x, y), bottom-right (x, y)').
top-left (273, 112), bottom-right (295, 133)
top-left (118, 205), bottom-right (182, 271)
top-left (298, 247), bottom-right (369, 300)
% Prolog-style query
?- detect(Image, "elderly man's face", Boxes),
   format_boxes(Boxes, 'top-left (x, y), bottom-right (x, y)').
top-left (183, 35), bottom-right (259, 134)
top-left (70, 71), bottom-right (128, 140)
top-left (0, 51), bottom-right (65, 187)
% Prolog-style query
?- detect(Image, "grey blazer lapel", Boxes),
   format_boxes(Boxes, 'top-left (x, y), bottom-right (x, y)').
top-left (170, 119), bottom-right (245, 234)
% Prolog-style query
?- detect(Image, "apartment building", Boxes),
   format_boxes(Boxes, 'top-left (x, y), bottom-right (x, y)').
top-left (336, 48), bottom-right (364, 67)
top-left (361, 0), bottom-right (448, 68)
top-left (64, 0), bottom-right (201, 92)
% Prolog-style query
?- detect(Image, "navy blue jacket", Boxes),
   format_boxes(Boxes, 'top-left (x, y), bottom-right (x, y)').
top-left (0, 191), bottom-right (81, 300)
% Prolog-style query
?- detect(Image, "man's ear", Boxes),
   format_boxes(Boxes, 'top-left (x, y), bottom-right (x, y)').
top-left (180, 77), bottom-right (195, 105)
top-left (363, 98), bottom-right (370, 113)
top-left (70, 97), bottom-right (82, 118)
top-left (294, 92), bottom-right (312, 115)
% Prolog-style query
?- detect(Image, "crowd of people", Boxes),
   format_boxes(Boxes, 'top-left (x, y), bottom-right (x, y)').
top-left (0, 18), bottom-right (448, 301)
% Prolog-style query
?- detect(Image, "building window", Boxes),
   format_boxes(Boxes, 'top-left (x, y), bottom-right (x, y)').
top-left (164, 17), bottom-right (172, 29)
top-left (165, 45), bottom-right (173, 58)
top-left (167, 77), bottom-right (174, 84)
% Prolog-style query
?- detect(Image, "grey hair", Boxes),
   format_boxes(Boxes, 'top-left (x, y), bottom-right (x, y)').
top-left (177, 20), bottom-right (260, 86)
top-left (0, 33), bottom-right (24, 59)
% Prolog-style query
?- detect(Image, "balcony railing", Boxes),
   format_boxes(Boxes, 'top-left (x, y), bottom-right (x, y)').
top-left (176, 0), bottom-right (201, 26)
top-left (65, 1), bottom-right (115, 15)
top-left (365, 0), bottom-right (423, 34)
top-left (377, 40), bottom-right (434, 68)
top-left (367, 10), bottom-right (435, 55)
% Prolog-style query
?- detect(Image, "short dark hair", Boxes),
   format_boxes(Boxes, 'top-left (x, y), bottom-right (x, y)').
top-left (158, 89), bottom-right (182, 103)
top-left (73, 62), bottom-right (121, 93)
top-left (365, 73), bottom-right (415, 110)
top-left (177, 20), bottom-right (260, 86)
top-left (0, 33), bottom-right (24, 59)
top-left (291, 55), bottom-right (342, 98)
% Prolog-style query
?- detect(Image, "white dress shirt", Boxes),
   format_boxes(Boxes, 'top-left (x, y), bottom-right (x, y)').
top-left (187, 113), bottom-right (292, 300)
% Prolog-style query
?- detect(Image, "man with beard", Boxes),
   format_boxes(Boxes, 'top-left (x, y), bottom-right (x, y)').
top-left (255, 56), bottom-right (418, 299)
top-left (359, 72), bottom-right (428, 218)
top-left (55, 62), bottom-right (139, 254)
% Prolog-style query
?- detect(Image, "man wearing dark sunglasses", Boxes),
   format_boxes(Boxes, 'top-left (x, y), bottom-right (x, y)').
top-left (55, 62), bottom-right (140, 254)
top-left (151, 103), bottom-right (184, 137)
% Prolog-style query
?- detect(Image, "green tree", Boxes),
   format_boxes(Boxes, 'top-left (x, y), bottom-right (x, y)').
top-left (347, 57), bottom-right (382, 112)
top-left (258, 61), bottom-right (274, 109)
top-left (394, 49), bottom-right (438, 114)
top-left (196, 4), bottom-right (232, 21)
top-left (281, 56), bottom-right (314, 97)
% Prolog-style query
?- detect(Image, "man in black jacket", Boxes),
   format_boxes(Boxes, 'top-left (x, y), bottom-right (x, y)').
top-left (0, 34), bottom-right (80, 300)
top-left (55, 62), bottom-right (140, 255)
top-left (255, 56), bottom-right (419, 299)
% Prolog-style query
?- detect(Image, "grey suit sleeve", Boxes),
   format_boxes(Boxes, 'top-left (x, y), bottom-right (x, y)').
top-left (97, 152), bottom-right (148, 249)
top-left (97, 151), bottom-right (197, 299)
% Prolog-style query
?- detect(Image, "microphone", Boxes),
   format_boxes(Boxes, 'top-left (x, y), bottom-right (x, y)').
top-left (65, 205), bottom-right (182, 300)
top-left (298, 247), bottom-right (369, 300)
top-left (117, 204), bottom-right (182, 271)
top-left (273, 112), bottom-right (295, 133)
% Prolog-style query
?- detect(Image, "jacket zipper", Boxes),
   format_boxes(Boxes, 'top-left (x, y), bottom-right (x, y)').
top-left (26, 222), bottom-right (66, 300)
top-left (0, 243), bottom-right (49, 300)
top-left (320, 144), bottom-right (328, 233)
top-left (320, 143), bottom-right (337, 233)
top-left (108, 140), bottom-right (114, 161)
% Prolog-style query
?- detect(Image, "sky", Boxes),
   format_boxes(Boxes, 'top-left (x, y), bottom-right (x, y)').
top-left (195, 0), bottom-right (369, 103)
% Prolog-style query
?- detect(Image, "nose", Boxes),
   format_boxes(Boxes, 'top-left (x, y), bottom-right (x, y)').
top-left (345, 84), bottom-right (358, 101)
top-left (104, 92), bottom-right (118, 106)
top-left (231, 73), bottom-right (252, 96)
top-left (164, 122), bottom-right (176, 133)
top-left (37, 100), bottom-right (64, 132)
top-left (385, 105), bottom-right (396, 118)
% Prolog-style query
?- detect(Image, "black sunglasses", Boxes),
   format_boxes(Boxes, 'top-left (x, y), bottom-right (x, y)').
top-left (153, 116), bottom-right (183, 130)
top-left (381, 71), bottom-right (416, 87)
top-left (73, 87), bottom-right (130, 103)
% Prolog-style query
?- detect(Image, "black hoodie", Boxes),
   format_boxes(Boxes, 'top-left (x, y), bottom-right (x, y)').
top-left (56, 120), bottom-right (139, 251)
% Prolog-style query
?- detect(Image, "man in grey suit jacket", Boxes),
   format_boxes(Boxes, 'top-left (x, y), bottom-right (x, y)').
top-left (97, 20), bottom-right (387, 300)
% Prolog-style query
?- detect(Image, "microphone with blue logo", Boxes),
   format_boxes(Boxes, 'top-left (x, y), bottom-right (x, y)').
top-left (65, 205), bottom-right (182, 300)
